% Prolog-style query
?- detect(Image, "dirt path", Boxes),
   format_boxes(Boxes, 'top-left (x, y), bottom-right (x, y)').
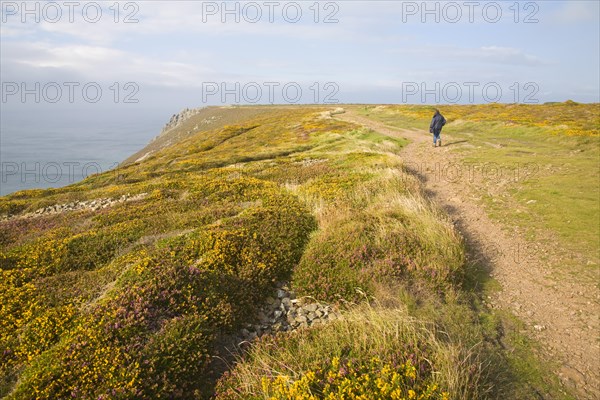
top-left (335, 110), bottom-right (599, 399)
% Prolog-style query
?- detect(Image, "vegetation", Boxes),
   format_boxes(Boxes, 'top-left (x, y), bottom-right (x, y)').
top-left (215, 303), bottom-right (482, 399)
top-left (1, 104), bottom-right (588, 398)
top-left (357, 102), bottom-right (600, 282)
top-left (1, 108), bottom-right (329, 397)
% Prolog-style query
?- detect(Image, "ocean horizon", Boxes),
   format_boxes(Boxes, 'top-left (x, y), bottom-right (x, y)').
top-left (0, 108), bottom-right (166, 197)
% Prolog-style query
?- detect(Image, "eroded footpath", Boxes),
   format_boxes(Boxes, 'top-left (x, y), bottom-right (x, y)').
top-left (336, 110), bottom-right (600, 399)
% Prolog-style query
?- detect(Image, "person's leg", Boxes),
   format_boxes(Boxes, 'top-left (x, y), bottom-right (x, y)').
top-left (433, 132), bottom-right (440, 146)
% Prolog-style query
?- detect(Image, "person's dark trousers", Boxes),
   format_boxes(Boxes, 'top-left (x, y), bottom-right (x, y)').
top-left (433, 130), bottom-right (441, 146)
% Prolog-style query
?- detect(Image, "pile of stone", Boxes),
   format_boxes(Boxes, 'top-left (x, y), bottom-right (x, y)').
top-left (238, 282), bottom-right (340, 342)
top-left (2, 193), bottom-right (147, 221)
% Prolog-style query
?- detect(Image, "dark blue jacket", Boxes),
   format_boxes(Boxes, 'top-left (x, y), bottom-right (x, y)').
top-left (430, 113), bottom-right (446, 133)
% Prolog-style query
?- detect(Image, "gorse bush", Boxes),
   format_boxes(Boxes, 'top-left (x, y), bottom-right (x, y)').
top-left (1, 108), bottom-right (330, 397)
top-left (360, 102), bottom-right (600, 136)
top-left (215, 304), bottom-right (486, 399)
top-left (0, 106), bottom-right (467, 397)
top-left (260, 357), bottom-right (449, 399)
top-left (1, 105), bottom-right (523, 398)
top-left (139, 314), bottom-right (214, 397)
top-left (5, 180), bottom-right (316, 398)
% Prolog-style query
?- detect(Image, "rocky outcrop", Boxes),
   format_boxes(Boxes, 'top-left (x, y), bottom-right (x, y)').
top-left (148, 108), bottom-right (222, 147)
top-left (160, 108), bottom-right (204, 135)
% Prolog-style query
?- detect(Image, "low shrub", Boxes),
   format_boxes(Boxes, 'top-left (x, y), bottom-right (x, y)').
top-left (6, 178), bottom-right (316, 399)
top-left (260, 356), bottom-right (449, 400)
top-left (215, 304), bottom-right (484, 399)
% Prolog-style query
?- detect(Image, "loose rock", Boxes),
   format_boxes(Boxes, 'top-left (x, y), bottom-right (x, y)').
top-left (234, 281), bottom-right (341, 344)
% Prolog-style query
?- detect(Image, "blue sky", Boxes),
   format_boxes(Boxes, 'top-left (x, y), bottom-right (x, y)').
top-left (1, 0), bottom-right (599, 109)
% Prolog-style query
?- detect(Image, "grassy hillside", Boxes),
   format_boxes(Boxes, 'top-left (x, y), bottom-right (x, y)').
top-left (356, 102), bottom-right (600, 282)
top-left (0, 105), bottom-right (578, 399)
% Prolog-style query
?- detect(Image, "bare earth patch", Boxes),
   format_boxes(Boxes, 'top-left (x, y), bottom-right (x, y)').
top-left (336, 110), bottom-right (600, 399)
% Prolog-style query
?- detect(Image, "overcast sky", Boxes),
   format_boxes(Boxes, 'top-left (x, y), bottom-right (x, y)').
top-left (1, 0), bottom-right (599, 109)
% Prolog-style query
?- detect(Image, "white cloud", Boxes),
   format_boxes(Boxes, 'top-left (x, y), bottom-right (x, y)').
top-left (2, 1), bottom-right (363, 46)
top-left (1, 41), bottom-right (216, 87)
top-left (22, 43), bottom-right (123, 69)
top-left (0, 1), bottom-right (596, 103)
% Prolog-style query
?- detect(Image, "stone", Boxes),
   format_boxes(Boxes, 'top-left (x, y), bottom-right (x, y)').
top-left (305, 303), bottom-right (318, 313)
top-left (257, 311), bottom-right (268, 322)
top-left (231, 282), bottom-right (344, 343)
top-left (559, 365), bottom-right (586, 388)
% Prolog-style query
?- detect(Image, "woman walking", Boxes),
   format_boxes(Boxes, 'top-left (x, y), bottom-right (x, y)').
top-left (429, 109), bottom-right (446, 147)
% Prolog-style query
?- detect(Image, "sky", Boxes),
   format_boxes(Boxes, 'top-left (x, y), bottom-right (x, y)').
top-left (1, 0), bottom-right (599, 110)
top-left (0, 1), bottom-right (599, 194)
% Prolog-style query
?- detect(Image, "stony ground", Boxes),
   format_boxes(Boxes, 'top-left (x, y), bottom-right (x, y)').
top-left (336, 110), bottom-right (600, 400)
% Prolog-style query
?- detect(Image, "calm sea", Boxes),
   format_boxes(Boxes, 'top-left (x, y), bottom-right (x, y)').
top-left (0, 108), bottom-right (166, 196)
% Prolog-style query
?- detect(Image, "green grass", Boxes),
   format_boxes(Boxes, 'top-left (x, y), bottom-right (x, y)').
top-left (1, 107), bottom-right (465, 398)
top-left (355, 103), bottom-right (600, 282)
top-left (449, 123), bottom-right (599, 273)
top-left (215, 303), bottom-right (486, 399)
top-left (0, 108), bottom-right (336, 398)
top-left (1, 105), bottom-right (587, 399)
top-left (350, 103), bottom-right (599, 399)
top-left (494, 310), bottom-right (575, 400)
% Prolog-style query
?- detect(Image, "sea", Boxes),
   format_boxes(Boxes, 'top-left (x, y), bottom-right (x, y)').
top-left (0, 107), bottom-right (167, 196)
